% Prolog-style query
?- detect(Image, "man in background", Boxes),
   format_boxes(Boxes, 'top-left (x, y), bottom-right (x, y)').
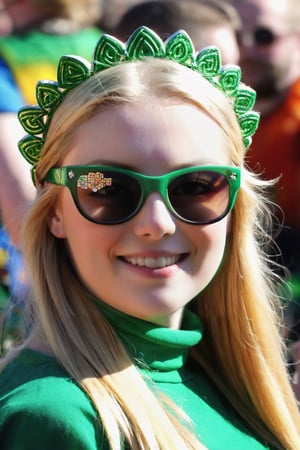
top-left (231, 0), bottom-right (300, 398)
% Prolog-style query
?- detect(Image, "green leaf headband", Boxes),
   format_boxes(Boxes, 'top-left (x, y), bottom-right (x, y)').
top-left (18, 26), bottom-right (260, 177)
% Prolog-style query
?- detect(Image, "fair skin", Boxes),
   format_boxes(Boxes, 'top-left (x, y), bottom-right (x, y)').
top-left (0, 114), bottom-right (35, 246)
top-left (198, 24), bottom-right (240, 65)
top-left (232, 0), bottom-right (300, 113)
top-left (0, 0), bottom-right (49, 35)
top-left (49, 101), bottom-right (231, 329)
top-left (0, 0), bottom-right (13, 35)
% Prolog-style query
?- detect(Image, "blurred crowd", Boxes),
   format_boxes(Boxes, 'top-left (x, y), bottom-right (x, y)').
top-left (0, 0), bottom-right (300, 401)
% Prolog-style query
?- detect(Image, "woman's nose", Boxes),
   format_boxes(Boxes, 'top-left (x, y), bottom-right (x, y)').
top-left (132, 193), bottom-right (176, 240)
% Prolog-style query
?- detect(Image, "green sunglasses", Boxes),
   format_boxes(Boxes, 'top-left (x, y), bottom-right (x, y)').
top-left (45, 164), bottom-right (241, 225)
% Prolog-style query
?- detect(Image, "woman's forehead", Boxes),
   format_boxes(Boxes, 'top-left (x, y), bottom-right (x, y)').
top-left (62, 101), bottom-right (230, 169)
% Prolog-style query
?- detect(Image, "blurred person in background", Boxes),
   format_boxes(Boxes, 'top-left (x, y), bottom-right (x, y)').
top-left (231, 0), bottom-right (300, 398)
top-left (0, 0), bottom-right (15, 36)
top-left (0, 0), bottom-right (102, 243)
top-left (113, 0), bottom-right (241, 65)
top-left (0, 0), bottom-right (103, 353)
top-left (98, 0), bottom-right (147, 31)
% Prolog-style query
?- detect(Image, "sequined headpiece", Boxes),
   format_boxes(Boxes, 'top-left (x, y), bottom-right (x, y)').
top-left (18, 26), bottom-right (259, 175)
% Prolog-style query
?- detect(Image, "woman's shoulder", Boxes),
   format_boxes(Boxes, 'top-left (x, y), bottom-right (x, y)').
top-left (1, 347), bottom-right (67, 384)
top-left (0, 348), bottom-right (92, 410)
top-left (0, 349), bottom-right (103, 449)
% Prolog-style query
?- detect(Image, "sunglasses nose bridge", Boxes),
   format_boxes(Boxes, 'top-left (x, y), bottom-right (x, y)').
top-left (237, 28), bottom-right (257, 47)
top-left (140, 175), bottom-right (169, 206)
top-left (238, 32), bottom-right (254, 48)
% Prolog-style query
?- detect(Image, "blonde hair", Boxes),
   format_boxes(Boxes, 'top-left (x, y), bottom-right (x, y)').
top-left (5, 59), bottom-right (300, 448)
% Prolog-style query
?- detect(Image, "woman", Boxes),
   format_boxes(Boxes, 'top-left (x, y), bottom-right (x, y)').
top-left (0, 27), bottom-right (299, 449)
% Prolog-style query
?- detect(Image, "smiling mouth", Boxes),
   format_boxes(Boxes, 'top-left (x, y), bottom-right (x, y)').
top-left (121, 255), bottom-right (183, 269)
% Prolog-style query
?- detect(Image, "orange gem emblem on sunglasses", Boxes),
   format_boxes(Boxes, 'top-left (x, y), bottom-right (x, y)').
top-left (77, 172), bottom-right (112, 192)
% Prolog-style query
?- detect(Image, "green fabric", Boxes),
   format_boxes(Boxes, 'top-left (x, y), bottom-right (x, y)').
top-left (289, 276), bottom-right (300, 300)
top-left (0, 350), bottom-right (105, 449)
top-left (0, 28), bottom-right (101, 103)
top-left (0, 304), bottom-right (272, 449)
top-left (0, 284), bottom-right (8, 310)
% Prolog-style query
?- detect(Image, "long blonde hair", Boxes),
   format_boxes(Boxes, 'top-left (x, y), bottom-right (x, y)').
top-left (5, 59), bottom-right (300, 448)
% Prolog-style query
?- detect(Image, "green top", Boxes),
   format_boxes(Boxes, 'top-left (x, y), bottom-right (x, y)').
top-left (0, 303), bottom-right (272, 449)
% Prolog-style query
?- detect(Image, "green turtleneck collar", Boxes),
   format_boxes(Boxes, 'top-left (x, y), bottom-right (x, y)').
top-left (91, 297), bottom-right (203, 381)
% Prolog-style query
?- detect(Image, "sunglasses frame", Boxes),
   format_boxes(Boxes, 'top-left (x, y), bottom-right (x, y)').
top-left (46, 164), bottom-right (241, 225)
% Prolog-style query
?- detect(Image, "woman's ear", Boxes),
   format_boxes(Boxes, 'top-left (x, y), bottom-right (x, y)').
top-left (48, 208), bottom-right (66, 239)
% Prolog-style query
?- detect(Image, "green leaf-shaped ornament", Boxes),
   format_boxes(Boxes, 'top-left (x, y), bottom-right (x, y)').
top-left (57, 55), bottom-right (90, 89)
top-left (126, 26), bottom-right (165, 60)
top-left (36, 81), bottom-right (62, 110)
top-left (238, 111), bottom-right (260, 138)
top-left (18, 106), bottom-right (47, 136)
top-left (195, 47), bottom-right (221, 79)
top-left (243, 136), bottom-right (252, 150)
top-left (92, 34), bottom-right (126, 72)
top-left (165, 30), bottom-right (195, 67)
top-left (18, 135), bottom-right (44, 165)
top-left (219, 65), bottom-right (241, 97)
top-left (234, 86), bottom-right (256, 114)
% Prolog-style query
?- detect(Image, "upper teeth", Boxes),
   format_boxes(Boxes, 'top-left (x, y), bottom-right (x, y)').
top-left (125, 255), bottom-right (180, 268)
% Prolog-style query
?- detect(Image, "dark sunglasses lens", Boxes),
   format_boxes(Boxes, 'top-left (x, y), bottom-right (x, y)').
top-left (168, 171), bottom-right (230, 224)
top-left (236, 27), bottom-right (275, 46)
top-left (76, 170), bottom-right (141, 223)
top-left (254, 27), bottom-right (274, 45)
